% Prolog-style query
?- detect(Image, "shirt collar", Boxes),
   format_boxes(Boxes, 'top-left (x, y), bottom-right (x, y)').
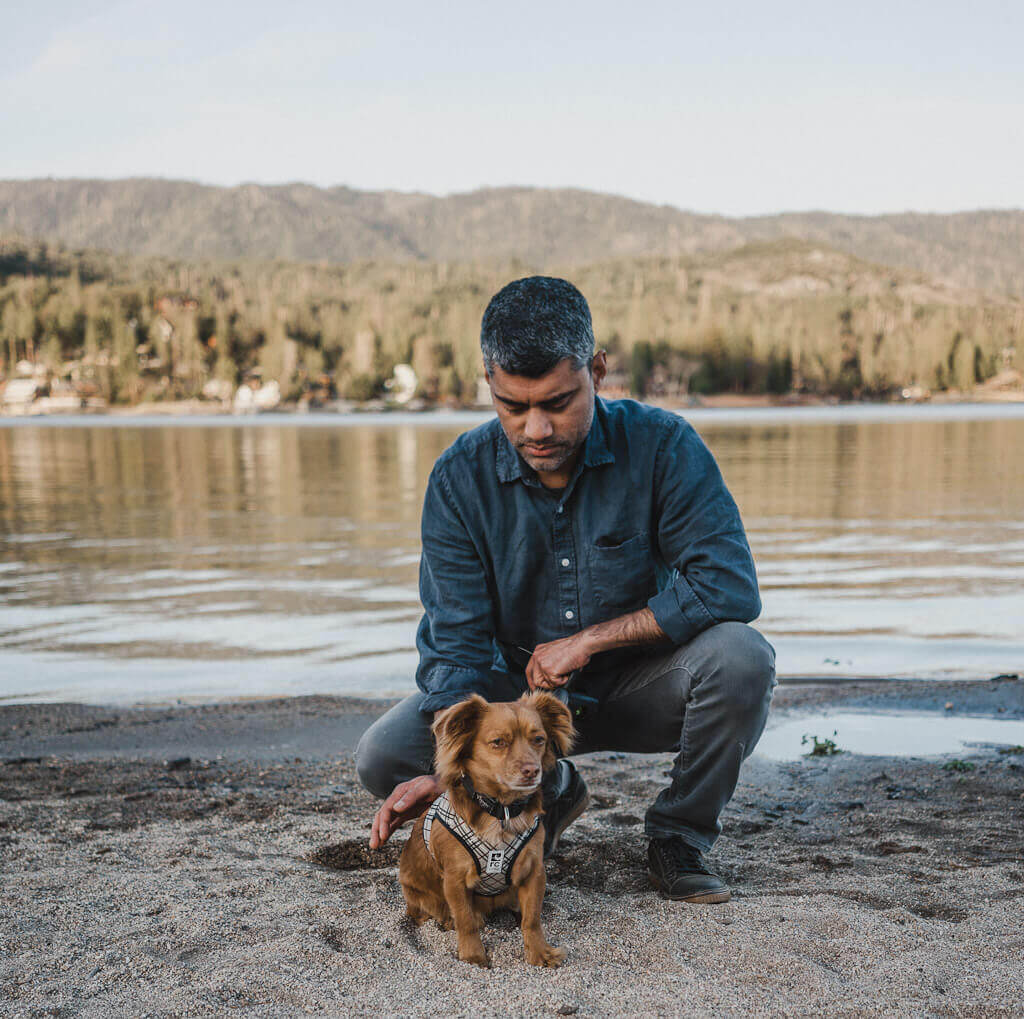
top-left (495, 396), bottom-right (614, 485)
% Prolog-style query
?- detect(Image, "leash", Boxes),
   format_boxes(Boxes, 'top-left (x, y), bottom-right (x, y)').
top-left (516, 644), bottom-right (598, 721)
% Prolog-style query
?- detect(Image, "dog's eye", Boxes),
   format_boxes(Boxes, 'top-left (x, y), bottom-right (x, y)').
top-left (533, 735), bottom-right (546, 745)
top-left (490, 738), bottom-right (507, 749)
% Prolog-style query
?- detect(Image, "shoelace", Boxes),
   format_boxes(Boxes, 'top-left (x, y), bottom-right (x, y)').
top-left (655, 838), bottom-right (710, 875)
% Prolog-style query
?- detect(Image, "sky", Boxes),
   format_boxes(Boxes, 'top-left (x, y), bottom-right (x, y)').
top-left (4, 0), bottom-right (1023, 216)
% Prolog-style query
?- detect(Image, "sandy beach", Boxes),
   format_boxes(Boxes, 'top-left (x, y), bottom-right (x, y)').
top-left (2, 679), bottom-right (1022, 1018)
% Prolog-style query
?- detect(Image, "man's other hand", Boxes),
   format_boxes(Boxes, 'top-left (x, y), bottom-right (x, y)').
top-left (369, 774), bottom-right (442, 849)
top-left (526, 632), bottom-right (594, 691)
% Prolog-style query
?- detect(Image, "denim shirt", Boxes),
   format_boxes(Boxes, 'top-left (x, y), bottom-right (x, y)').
top-left (415, 397), bottom-right (761, 713)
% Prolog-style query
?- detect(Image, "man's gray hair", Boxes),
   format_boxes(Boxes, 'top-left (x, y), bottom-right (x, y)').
top-left (480, 276), bottom-right (594, 377)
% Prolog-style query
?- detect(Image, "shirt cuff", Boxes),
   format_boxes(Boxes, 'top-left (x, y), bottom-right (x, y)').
top-left (419, 688), bottom-right (482, 714)
top-left (648, 577), bottom-right (716, 646)
top-left (416, 665), bottom-right (509, 714)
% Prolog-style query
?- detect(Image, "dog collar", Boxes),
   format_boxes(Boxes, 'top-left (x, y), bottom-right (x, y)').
top-left (460, 775), bottom-right (533, 824)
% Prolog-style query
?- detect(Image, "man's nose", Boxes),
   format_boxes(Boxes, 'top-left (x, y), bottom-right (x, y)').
top-left (523, 409), bottom-right (553, 442)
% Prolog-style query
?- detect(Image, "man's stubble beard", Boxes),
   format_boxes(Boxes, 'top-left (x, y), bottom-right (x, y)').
top-left (516, 442), bottom-right (574, 473)
top-left (514, 401), bottom-right (594, 475)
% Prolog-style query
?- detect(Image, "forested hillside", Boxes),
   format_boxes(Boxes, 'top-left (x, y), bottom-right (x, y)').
top-left (2, 234), bottom-right (1020, 407)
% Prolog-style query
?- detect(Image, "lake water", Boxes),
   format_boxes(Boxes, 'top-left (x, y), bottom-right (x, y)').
top-left (755, 711), bottom-right (1024, 761)
top-left (1, 404), bottom-right (1022, 705)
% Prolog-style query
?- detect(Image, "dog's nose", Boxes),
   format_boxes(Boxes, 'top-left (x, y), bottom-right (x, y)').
top-left (520, 764), bottom-right (540, 783)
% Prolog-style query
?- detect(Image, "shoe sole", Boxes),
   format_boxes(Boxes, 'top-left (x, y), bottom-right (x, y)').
top-left (546, 791), bottom-right (591, 856)
top-left (648, 869), bottom-right (731, 904)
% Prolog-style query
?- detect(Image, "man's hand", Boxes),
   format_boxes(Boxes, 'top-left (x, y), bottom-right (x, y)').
top-left (369, 774), bottom-right (442, 849)
top-left (525, 610), bottom-right (668, 691)
top-left (526, 632), bottom-right (594, 691)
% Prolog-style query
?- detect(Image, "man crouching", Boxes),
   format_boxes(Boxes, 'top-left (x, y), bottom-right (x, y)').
top-left (362, 275), bottom-right (775, 905)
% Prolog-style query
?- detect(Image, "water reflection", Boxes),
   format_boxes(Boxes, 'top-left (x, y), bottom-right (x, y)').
top-left (1, 410), bottom-right (1022, 704)
top-left (756, 712), bottom-right (1024, 761)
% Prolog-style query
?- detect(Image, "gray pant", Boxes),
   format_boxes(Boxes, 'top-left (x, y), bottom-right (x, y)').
top-left (355, 621), bottom-right (776, 851)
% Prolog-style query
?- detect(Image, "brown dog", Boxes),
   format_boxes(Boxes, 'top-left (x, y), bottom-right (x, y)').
top-left (398, 692), bottom-right (575, 968)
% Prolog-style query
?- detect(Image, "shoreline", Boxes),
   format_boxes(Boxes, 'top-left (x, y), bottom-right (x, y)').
top-left (2, 676), bottom-right (1023, 759)
top-left (2, 379), bottom-right (1023, 422)
top-left (2, 678), bottom-right (1022, 767)
top-left (1, 673), bottom-right (1018, 715)
top-left (2, 398), bottom-right (1024, 431)
top-left (2, 680), bottom-right (1022, 1015)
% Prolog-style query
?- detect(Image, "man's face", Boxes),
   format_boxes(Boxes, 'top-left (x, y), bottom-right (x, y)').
top-left (488, 353), bottom-right (606, 482)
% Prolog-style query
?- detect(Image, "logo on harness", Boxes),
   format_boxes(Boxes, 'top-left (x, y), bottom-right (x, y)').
top-left (485, 849), bottom-right (505, 874)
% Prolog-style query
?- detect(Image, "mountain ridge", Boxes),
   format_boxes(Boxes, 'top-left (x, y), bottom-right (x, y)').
top-left (1, 178), bottom-right (1022, 296)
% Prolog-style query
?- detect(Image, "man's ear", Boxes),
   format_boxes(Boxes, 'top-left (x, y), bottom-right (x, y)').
top-left (590, 350), bottom-right (607, 394)
top-left (523, 692), bottom-right (575, 768)
top-left (432, 695), bottom-right (487, 784)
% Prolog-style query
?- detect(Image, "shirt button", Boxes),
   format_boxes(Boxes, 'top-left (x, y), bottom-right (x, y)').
top-left (561, 558), bottom-right (570, 567)
top-left (565, 610), bottom-right (574, 620)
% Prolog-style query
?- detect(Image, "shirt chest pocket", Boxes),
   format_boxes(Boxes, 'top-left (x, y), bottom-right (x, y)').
top-left (587, 531), bottom-right (656, 612)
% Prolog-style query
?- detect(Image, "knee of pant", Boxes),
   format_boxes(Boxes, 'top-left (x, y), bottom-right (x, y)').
top-left (354, 729), bottom-right (397, 800)
top-left (708, 622), bottom-right (776, 714)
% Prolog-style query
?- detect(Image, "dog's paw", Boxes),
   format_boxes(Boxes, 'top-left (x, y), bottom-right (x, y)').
top-left (459, 946), bottom-right (490, 968)
top-left (526, 943), bottom-right (567, 968)
top-left (435, 914), bottom-right (453, 931)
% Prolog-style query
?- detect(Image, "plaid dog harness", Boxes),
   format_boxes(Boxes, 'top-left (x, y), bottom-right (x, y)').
top-left (422, 792), bottom-right (540, 896)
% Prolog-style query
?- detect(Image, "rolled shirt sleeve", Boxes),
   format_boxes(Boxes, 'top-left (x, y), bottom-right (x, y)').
top-left (415, 465), bottom-right (506, 713)
top-left (646, 419), bottom-right (762, 646)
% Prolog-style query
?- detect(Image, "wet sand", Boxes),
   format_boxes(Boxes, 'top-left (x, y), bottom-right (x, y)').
top-left (2, 680), bottom-right (1023, 1017)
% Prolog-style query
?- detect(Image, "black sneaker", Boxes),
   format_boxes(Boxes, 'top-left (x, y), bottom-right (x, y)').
top-left (648, 836), bottom-right (731, 903)
top-left (542, 759), bottom-right (590, 857)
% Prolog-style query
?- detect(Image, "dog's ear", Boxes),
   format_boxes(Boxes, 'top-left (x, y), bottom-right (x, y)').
top-left (432, 694), bottom-right (488, 785)
top-left (524, 692), bottom-right (576, 768)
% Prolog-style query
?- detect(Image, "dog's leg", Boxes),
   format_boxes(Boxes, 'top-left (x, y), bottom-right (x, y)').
top-left (443, 873), bottom-right (489, 967)
top-left (405, 903), bottom-right (429, 926)
top-left (402, 878), bottom-right (450, 929)
top-left (426, 891), bottom-right (453, 930)
top-left (516, 866), bottom-right (566, 968)
top-left (414, 903), bottom-right (452, 930)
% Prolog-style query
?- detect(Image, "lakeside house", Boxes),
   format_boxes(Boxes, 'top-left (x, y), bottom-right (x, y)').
top-left (1, 378), bottom-right (40, 414)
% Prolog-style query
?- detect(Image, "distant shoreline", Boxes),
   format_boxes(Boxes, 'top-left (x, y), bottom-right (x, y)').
top-left (3, 396), bottom-right (1024, 429)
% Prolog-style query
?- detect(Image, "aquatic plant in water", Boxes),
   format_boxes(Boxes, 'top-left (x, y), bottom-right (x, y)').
top-left (802, 731), bottom-right (842, 757)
